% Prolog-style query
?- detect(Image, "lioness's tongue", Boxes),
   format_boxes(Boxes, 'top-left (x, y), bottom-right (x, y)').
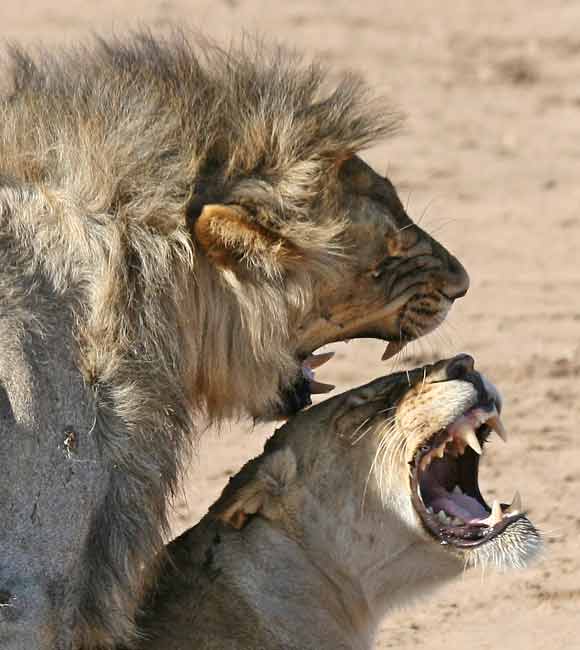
top-left (430, 493), bottom-right (488, 521)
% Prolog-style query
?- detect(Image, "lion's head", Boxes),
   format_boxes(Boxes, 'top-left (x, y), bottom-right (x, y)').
top-left (0, 34), bottom-right (470, 648)
top-left (3, 33), bottom-right (468, 422)
top-left (180, 52), bottom-right (469, 419)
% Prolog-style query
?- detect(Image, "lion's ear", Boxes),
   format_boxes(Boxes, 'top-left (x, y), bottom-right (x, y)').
top-left (210, 448), bottom-right (297, 530)
top-left (190, 204), bottom-right (299, 275)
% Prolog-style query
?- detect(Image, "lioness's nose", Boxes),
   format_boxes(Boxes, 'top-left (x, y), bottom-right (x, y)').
top-left (443, 254), bottom-right (470, 300)
top-left (445, 354), bottom-right (475, 380)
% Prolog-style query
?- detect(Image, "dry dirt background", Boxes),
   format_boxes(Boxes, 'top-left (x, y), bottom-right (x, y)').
top-left (3, 1), bottom-right (579, 648)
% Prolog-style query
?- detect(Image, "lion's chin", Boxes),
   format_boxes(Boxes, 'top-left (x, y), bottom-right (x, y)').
top-left (408, 390), bottom-right (541, 564)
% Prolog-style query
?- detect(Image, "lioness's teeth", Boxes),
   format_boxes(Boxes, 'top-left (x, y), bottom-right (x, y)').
top-left (437, 511), bottom-right (451, 525)
top-left (381, 340), bottom-right (406, 361)
top-left (453, 485), bottom-right (463, 496)
top-left (491, 500), bottom-right (503, 524)
top-left (459, 426), bottom-right (482, 455)
top-left (309, 380), bottom-right (335, 394)
top-left (505, 491), bottom-right (523, 515)
top-left (487, 414), bottom-right (508, 442)
top-left (480, 500), bottom-right (503, 527)
top-left (304, 352), bottom-right (335, 369)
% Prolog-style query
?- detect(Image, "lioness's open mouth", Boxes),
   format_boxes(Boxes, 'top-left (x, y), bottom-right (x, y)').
top-left (409, 394), bottom-right (525, 549)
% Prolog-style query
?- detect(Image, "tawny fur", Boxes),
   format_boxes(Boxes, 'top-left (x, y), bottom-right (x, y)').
top-left (0, 32), bottom-right (468, 648)
top-left (126, 361), bottom-right (540, 650)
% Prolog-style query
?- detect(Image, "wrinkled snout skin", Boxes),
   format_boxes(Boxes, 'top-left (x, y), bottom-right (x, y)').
top-left (0, 308), bottom-right (108, 650)
top-left (295, 156), bottom-right (469, 355)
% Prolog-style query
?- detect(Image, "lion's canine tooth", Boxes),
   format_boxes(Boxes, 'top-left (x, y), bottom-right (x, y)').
top-left (304, 352), bottom-right (335, 369)
top-left (453, 485), bottom-right (463, 496)
top-left (435, 445), bottom-right (445, 459)
top-left (309, 380), bottom-right (335, 394)
top-left (381, 340), bottom-right (406, 361)
top-left (487, 414), bottom-right (508, 442)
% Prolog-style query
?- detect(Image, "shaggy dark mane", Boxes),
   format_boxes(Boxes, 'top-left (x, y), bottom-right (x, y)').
top-left (4, 32), bottom-right (398, 228)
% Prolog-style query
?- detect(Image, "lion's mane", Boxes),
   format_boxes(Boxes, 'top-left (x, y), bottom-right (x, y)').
top-left (0, 32), bottom-right (399, 646)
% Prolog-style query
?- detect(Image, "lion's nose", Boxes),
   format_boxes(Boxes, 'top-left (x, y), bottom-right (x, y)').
top-left (445, 354), bottom-right (475, 380)
top-left (443, 254), bottom-right (470, 300)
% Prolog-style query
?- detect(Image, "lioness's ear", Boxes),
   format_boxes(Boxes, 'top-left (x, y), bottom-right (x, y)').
top-left (190, 203), bottom-right (299, 275)
top-left (210, 448), bottom-right (297, 530)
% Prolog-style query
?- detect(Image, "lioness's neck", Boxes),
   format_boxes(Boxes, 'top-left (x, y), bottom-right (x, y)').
top-left (139, 501), bottom-right (461, 650)
top-left (139, 516), bottom-right (373, 650)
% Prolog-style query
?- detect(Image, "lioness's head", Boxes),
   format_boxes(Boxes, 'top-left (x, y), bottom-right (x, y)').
top-left (212, 355), bottom-right (540, 621)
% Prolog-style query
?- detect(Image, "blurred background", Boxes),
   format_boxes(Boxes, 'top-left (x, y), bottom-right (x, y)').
top-left (3, 1), bottom-right (578, 647)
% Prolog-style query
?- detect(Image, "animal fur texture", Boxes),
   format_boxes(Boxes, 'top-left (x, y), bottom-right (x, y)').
top-left (125, 358), bottom-right (540, 650)
top-left (0, 32), bottom-right (469, 649)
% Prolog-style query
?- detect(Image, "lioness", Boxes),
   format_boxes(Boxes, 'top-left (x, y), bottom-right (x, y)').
top-left (131, 355), bottom-right (540, 649)
top-left (0, 34), bottom-right (468, 648)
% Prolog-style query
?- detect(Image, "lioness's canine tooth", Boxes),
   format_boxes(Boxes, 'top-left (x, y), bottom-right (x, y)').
top-left (506, 491), bottom-right (522, 514)
top-left (491, 500), bottom-right (503, 524)
top-left (453, 485), bottom-right (463, 496)
top-left (456, 424), bottom-right (482, 455)
top-left (478, 500), bottom-right (503, 527)
top-left (487, 414), bottom-right (508, 442)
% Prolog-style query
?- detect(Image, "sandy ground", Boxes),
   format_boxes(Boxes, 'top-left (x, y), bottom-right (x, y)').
top-left (3, 1), bottom-right (579, 647)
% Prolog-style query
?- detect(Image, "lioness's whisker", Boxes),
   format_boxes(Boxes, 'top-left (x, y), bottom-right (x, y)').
top-left (350, 418), bottom-right (373, 446)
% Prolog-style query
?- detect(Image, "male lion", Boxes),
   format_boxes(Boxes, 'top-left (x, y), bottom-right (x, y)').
top-left (0, 33), bottom-right (468, 649)
top-left (125, 355), bottom-right (541, 649)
